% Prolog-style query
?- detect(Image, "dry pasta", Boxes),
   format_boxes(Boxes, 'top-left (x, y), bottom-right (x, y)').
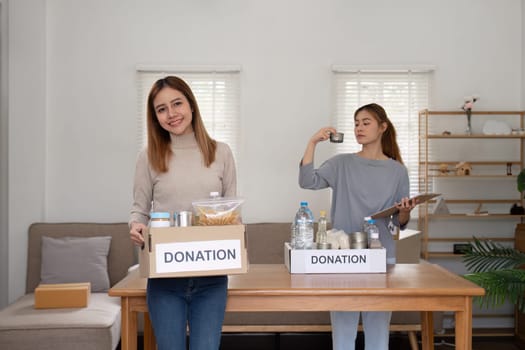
top-left (197, 208), bottom-right (241, 226)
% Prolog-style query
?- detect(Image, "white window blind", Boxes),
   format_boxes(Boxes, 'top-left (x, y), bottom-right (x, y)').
top-left (332, 68), bottom-right (432, 195)
top-left (136, 68), bottom-right (241, 165)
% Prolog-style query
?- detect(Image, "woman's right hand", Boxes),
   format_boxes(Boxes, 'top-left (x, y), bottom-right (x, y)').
top-left (310, 126), bottom-right (337, 145)
top-left (130, 222), bottom-right (146, 246)
top-left (302, 126), bottom-right (338, 166)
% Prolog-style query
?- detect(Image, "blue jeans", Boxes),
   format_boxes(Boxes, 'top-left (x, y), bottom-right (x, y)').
top-left (330, 311), bottom-right (392, 350)
top-left (147, 275), bottom-right (228, 350)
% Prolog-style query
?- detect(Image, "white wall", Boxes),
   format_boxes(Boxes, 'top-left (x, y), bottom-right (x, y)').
top-left (4, 0), bottom-right (523, 309)
top-left (0, 0), bottom-right (9, 307)
top-left (6, 0), bottom-right (46, 305)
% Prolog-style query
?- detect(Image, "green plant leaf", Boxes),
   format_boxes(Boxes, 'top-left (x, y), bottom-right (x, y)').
top-left (464, 270), bottom-right (525, 312)
top-left (463, 237), bottom-right (525, 312)
top-left (463, 238), bottom-right (525, 272)
top-left (518, 168), bottom-right (525, 194)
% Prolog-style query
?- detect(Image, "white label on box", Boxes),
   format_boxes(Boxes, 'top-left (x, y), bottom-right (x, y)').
top-left (155, 239), bottom-right (242, 273)
top-left (285, 243), bottom-right (386, 273)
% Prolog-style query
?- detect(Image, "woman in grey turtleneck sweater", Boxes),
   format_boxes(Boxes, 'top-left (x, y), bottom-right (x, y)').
top-left (129, 76), bottom-right (237, 350)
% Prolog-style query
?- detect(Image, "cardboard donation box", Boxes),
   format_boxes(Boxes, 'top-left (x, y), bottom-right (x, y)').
top-left (284, 243), bottom-right (386, 274)
top-left (34, 282), bottom-right (90, 309)
top-left (396, 229), bottom-right (421, 263)
top-left (140, 225), bottom-right (248, 278)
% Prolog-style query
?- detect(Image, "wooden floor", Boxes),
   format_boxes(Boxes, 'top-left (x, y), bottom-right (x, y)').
top-left (433, 336), bottom-right (522, 350)
top-left (131, 333), bottom-right (524, 350)
top-left (244, 333), bottom-right (523, 350)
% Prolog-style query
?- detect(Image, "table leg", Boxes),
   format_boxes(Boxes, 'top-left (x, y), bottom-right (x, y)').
top-left (455, 298), bottom-right (473, 350)
top-left (121, 297), bottom-right (137, 350)
top-left (421, 311), bottom-right (434, 350)
top-left (144, 312), bottom-right (156, 350)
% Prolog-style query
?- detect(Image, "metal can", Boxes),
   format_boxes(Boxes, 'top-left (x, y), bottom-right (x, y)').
top-left (349, 231), bottom-right (368, 249)
top-left (177, 211), bottom-right (193, 227)
top-left (317, 242), bottom-right (332, 249)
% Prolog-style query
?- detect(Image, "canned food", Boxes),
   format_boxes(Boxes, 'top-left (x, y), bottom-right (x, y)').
top-left (349, 232), bottom-right (368, 249)
top-left (177, 211), bottom-right (193, 227)
top-left (350, 241), bottom-right (368, 249)
top-left (317, 242), bottom-right (332, 249)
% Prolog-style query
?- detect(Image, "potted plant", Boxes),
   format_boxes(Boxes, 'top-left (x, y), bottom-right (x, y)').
top-left (463, 168), bottom-right (525, 313)
top-left (463, 238), bottom-right (525, 312)
top-left (463, 168), bottom-right (525, 311)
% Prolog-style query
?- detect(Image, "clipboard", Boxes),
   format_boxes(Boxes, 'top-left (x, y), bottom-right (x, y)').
top-left (370, 193), bottom-right (440, 219)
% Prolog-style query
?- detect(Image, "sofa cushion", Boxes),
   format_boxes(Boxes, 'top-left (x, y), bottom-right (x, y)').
top-left (246, 223), bottom-right (291, 264)
top-left (0, 293), bottom-right (121, 350)
top-left (27, 223), bottom-right (137, 293)
top-left (41, 236), bottom-right (111, 292)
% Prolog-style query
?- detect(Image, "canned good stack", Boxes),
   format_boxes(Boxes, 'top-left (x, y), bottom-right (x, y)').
top-left (349, 232), bottom-right (368, 249)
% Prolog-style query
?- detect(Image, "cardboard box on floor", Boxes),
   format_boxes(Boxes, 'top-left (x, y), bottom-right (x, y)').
top-left (34, 282), bottom-right (90, 309)
top-left (139, 225), bottom-right (248, 278)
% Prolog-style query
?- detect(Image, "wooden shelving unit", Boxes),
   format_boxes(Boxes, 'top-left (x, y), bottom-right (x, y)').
top-left (418, 109), bottom-right (525, 259)
top-left (418, 109), bottom-right (525, 335)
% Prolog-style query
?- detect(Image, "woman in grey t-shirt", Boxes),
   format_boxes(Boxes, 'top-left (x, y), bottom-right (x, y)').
top-left (299, 103), bottom-right (417, 350)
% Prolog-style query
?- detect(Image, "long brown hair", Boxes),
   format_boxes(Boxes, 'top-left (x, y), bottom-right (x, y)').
top-left (146, 76), bottom-right (217, 173)
top-left (354, 103), bottom-right (403, 164)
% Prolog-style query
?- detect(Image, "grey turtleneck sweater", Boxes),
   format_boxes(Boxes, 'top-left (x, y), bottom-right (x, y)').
top-left (129, 132), bottom-right (237, 226)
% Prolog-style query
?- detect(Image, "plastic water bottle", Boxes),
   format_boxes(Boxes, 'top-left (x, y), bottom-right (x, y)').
top-left (303, 203), bottom-right (314, 225)
top-left (294, 202), bottom-right (314, 249)
top-left (290, 222), bottom-right (297, 248)
top-left (367, 219), bottom-right (382, 249)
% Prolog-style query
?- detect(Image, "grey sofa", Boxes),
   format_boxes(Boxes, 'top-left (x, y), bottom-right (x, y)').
top-left (0, 223), bottom-right (136, 350)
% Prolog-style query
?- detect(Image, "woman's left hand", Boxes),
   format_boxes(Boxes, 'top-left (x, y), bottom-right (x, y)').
top-left (395, 197), bottom-right (417, 213)
top-left (395, 197), bottom-right (417, 226)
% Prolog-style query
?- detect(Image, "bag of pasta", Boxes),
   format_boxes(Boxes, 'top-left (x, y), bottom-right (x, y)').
top-left (192, 192), bottom-right (244, 226)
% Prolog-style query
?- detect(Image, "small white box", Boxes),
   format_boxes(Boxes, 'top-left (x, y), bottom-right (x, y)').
top-left (284, 243), bottom-right (386, 274)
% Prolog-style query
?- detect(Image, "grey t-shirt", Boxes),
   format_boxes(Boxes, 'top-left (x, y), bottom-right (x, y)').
top-left (299, 153), bottom-right (410, 263)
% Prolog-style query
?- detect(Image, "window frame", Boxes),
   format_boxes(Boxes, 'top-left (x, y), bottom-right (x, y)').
top-left (135, 65), bottom-right (242, 166)
top-left (331, 66), bottom-right (434, 195)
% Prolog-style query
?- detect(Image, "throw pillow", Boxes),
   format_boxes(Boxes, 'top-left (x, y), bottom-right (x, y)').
top-left (40, 236), bottom-right (112, 292)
